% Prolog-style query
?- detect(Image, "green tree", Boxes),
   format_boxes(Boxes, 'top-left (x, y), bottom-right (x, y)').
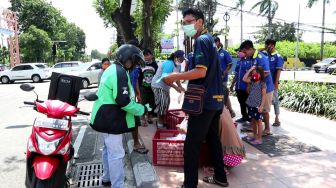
top-left (91, 49), bottom-right (105, 60)
top-left (254, 22), bottom-right (302, 43)
top-left (251, 0), bottom-right (279, 39)
top-left (179, 0), bottom-right (219, 33)
top-left (94, 0), bottom-right (171, 51)
top-left (307, 0), bottom-right (330, 59)
top-left (10, 0), bottom-right (86, 62)
top-left (19, 25), bottom-right (52, 62)
top-left (10, 0), bottom-right (66, 40)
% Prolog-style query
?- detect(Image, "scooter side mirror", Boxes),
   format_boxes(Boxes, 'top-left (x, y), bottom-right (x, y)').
top-left (20, 84), bottom-right (35, 92)
top-left (84, 93), bottom-right (98, 101)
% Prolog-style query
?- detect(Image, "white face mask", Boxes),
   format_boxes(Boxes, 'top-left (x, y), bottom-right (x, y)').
top-left (182, 24), bottom-right (197, 37)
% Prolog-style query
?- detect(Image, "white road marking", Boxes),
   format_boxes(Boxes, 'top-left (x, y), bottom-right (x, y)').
top-left (73, 125), bottom-right (87, 159)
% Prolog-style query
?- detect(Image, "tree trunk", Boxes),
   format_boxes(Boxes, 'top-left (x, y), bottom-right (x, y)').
top-left (110, 0), bottom-right (136, 44)
top-left (142, 0), bottom-right (153, 51)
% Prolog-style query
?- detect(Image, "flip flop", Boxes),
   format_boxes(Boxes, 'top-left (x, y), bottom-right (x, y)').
top-left (133, 147), bottom-right (149, 154)
top-left (272, 121), bottom-right (281, 127)
top-left (262, 132), bottom-right (273, 137)
top-left (241, 127), bottom-right (253, 132)
top-left (202, 176), bottom-right (229, 187)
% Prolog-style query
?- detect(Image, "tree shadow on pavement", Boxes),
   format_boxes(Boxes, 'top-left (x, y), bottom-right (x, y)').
top-left (1, 156), bottom-right (26, 172)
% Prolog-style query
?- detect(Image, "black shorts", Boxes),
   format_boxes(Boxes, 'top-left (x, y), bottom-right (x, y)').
top-left (140, 86), bottom-right (155, 111)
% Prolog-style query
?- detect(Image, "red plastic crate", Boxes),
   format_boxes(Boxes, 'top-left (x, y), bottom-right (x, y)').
top-left (152, 130), bottom-right (184, 166)
top-left (152, 130), bottom-right (211, 167)
top-left (165, 109), bottom-right (186, 130)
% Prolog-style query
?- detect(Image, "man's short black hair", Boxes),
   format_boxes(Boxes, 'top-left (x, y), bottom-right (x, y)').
top-left (102, 58), bottom-right (110, 64)
top-left (182, 8), bottom-right (205, 23)
top-left (240, 40), bottom-right (254, 50)
top-left (214, 37), bottom-right (221, 43)
top-left (143, 48), bottom-right (152, 55)
top-left (265, 39), bottom-right (276, 46)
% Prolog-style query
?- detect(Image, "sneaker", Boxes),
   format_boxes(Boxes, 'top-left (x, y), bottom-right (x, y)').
top-left (102, 181), bottom-right (111, 186)
top-left (235, 118), bottom-right (246, 123)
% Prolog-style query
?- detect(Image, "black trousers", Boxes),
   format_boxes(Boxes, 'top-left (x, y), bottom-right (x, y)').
top-left (184, 110), bottom-right (227, 188)
top-left (236, 89), bottom-right (249, 121)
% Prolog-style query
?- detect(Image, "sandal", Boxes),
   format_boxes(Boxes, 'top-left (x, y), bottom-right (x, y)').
top-left (272, 121), bottom-right (281, 127)
top-left (245, 136), bottom-right (255, 142)
top-left (203, 176), bottom-right (229, 187)
top-left (262, 131), bottom-right (273, 137)
top-left (250, 140), bottom-right (263, 145)
top-left (241, 127), bottom-right (253, 132)
top-left (133, 147), bottom-right (149, 154)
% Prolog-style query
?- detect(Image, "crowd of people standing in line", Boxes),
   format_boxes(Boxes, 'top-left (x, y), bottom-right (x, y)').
top-left (91, 7), bottom-right (284, 188)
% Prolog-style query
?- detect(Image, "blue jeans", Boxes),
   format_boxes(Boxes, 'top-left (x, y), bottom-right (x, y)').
top-left (272, 89), bottom-right (280, 115)
top-left (101, 133), bottom-right (125, 188)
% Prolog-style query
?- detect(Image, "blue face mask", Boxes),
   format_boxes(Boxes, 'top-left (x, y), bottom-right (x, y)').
top-left (182, 24), bottom-right (197, 37)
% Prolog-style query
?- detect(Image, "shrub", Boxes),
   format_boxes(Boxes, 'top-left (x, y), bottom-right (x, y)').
top-left (278, 81), bottom-right (336, 120)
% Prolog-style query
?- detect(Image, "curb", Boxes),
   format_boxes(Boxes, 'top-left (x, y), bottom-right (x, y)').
top-left (123, 132), bottom-right (161, 188)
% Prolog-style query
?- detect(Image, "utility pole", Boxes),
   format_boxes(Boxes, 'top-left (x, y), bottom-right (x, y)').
top-left (295, 4), bottom-right (300, 79)
top-left (320, 0), bottom-right (326, 60)
top-left (223, 12), bottom-right (230, 50)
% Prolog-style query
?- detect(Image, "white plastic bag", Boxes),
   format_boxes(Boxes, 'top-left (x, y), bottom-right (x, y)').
top-left (177, 116), bottom-right (188, 134)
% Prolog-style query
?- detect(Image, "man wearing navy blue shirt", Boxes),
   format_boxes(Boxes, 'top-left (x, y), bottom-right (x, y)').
top-left (214, 37), bottom-right (235, 118)
top-left (262, 39), bottom-right (284, 127)
top-left (165, 8), bottom-right (228, 188)
top-left (240, 40), bottom-right (274, 136)
top-left (230, 50), bottom-right (250, 122)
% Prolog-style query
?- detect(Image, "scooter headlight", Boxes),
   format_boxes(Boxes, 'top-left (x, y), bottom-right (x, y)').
top-left (36, 134), bottom-right (62, 155)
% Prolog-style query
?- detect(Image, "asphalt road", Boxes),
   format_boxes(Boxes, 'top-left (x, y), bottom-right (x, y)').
top-left (280, 70), bottom-right (336, 83)
top-left (0, 80), bottom-right (98, 188)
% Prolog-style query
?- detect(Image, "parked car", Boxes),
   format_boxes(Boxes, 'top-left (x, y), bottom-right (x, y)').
top-left (0, 63), bottom-right (50, 84)
top-left (49, 61), bottom-right (82, 76)
top-left (327, 64), bottom-right (336, 75)
top-left (312, 58), bottom-right (336, 73)
top-left (65, 61), bottom-right (102, 89)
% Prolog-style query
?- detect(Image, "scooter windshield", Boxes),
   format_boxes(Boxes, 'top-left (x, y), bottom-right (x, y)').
top-left (33, 117), bottom-right (69, 131)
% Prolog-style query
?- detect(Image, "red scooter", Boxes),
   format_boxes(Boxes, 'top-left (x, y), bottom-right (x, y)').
top-left (20, 83), bottom-right (96, 188)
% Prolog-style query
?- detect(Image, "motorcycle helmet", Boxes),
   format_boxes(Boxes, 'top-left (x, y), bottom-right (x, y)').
top-left (116, 44), bottom-right (145, 70)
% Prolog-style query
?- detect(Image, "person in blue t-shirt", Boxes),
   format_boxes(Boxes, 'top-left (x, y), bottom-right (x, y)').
top-left (230, 50), bottom-right (250, 122)
top-left (151, 50), bottom-right (185, 128)
top-left (214, 37), bottom-right (235, 118)
top-left (261, 39), bottom-right (284, 127)
top-left (240, 40), bottom-right (274, 136)
top-left (164, 8), bottom-right (228, 188)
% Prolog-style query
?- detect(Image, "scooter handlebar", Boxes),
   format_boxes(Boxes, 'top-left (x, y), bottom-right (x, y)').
top-left (77, 110), bottom-right (90, 116)
top-left (24, 101), bottom-right (35, 105)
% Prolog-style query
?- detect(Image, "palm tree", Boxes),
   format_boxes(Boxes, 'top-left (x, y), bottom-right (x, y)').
top-left (234, 0), bottom-right (245, 43)
top-left (307, 0), bottom-right (330, 60)
top-left (251, 0), bottom-right (279, 39)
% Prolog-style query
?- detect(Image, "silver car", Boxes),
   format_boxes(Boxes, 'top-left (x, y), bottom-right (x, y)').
top-left (312, 58), bottom-right (336, 73)
top-left (66, 62), bottom-right (102, 89)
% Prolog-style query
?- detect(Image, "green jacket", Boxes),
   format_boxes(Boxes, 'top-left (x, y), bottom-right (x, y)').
top-left (90, 63), bottom-right (145, 134)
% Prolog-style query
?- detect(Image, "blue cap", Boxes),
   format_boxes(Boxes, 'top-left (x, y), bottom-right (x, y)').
top-left (174, 50), bottom-right (185, 59)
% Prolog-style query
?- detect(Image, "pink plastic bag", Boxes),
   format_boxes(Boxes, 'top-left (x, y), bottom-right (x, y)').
top-left (223, 154), bottom-right (243, 167)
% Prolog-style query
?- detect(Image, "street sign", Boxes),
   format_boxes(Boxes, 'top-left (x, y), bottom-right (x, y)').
top-left (161, 38), bottom-right (174, 54)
